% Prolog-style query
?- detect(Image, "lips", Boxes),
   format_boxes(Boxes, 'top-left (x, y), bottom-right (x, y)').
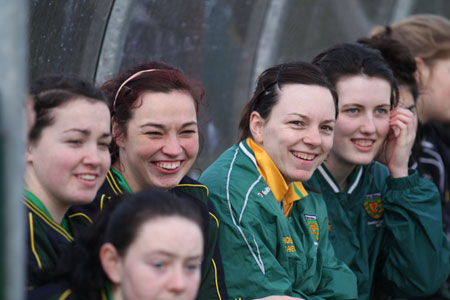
top-left (76, 174), bottom-right (97, 181)
top-left (292, 151), bottom-right (317, 161)
top-left (352, 139), bottom-right (374, 147)
top-left (155, 161), bottom-right (181, 170)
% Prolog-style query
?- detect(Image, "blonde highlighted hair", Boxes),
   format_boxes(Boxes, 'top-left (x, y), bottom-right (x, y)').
top-left (371, 14), bottom-right (450, 66)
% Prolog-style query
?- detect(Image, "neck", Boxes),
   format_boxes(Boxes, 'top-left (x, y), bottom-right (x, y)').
top-left (112, 160), bottom-right (137, 193)
top-left (323, 154), bottom-right (357, 191)
top-left (111, 284), bottom-right (122, 300)
top-left (25, 167), bottom-right (69, 224)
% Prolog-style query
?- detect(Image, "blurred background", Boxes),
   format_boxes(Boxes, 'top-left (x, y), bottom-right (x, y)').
top-left (26, 0), bottom-right (450, 172)
top-left (1, 1), bottom-right (450, 298)
top-left (21, 0), bottom-right (450, 173)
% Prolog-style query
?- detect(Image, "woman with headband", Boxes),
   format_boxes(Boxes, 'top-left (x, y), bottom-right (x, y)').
top-left (25, 74), bottom-right (111, 285)
top-left (79, 61), bottom-right (227, 300)
top-left (308, 42), bottom-right (449, 300)
top-left (199, 61), bottom-right (357, 299)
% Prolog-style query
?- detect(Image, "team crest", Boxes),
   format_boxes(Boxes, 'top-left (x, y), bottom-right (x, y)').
top-left (363, 193), bottom-right (384, 219)
top-left (305, 215), bottom-right (320, 241)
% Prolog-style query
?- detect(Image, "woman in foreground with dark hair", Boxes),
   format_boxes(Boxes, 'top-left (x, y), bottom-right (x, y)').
top-left (28, 188), bottom-right (205, 300)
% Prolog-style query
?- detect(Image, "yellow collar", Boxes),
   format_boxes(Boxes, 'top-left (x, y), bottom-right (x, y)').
top-left (246, 138), bottom-right (308, 217)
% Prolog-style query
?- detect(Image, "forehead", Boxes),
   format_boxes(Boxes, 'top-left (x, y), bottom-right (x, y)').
top-left (128, 216), bottom-right (203, 254)
top-left (270, 83), bottom-right (335, 118)
top-left (336, 76), bottom-right (391, 107)
top-left (131, 90), bottom-right (197, 120)
top-left (52, 98), bottom-right (109, 122)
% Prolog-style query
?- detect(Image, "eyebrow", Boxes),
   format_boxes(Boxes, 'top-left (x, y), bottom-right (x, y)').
top-left (140, 121), bottom-right (198, 129)
top-left (288, 113), bottom-right (335, 124)
top-left (63, 128), bottom-right (111, 138)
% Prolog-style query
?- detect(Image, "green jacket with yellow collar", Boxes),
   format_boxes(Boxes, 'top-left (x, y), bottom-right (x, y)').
top-left (199, 139), bottom-right (357, 300)
top-left (307, 162), bottom-right (450, 300)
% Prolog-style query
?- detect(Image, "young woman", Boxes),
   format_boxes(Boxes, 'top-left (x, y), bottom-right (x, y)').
top-left (25, 75), bottom-right (111, 284)
top-left (199, 62), bottom-right (357, 299)
top-left (308, 42), bottom-right (450, 300)
top-left (79, 61), bottom-right (227, 300)
top-left (371, 14), bottom-right (450, 221)
top-left (28, 188), bottom-right (205, 300)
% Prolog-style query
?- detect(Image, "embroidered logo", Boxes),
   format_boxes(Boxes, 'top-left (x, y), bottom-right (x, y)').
top-left (363, 193), bottom-right (384, 219)
top-left (304, 214), bottom-right (320, 241)
top-left (283, 236), bottom-right (296, 253)
top-left (257, 187), bottom-right (271, 198)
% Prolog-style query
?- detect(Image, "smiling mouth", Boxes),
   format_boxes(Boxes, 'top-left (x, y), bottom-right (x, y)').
top-left (352, 139), bottom-right (374, 147)
top-left (292, 152), bottom-right (317, 161)
top-left (77, 174), bottom-right (97, 181)
top-left (155, 161), bottom-right (181, 170)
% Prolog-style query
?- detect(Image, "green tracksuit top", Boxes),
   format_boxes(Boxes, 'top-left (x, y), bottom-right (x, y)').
top-left (307, 163), bottom-right (450, 300)
top-left (24, 190), bottom-right (92, 286)
top-left (199, 140), bottom-right (357, 300)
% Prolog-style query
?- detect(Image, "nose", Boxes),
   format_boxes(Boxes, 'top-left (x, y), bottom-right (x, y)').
top-left (162, 135), bottom-right (183, 156)
top-left (82, 144), bottom-right (102, 166)
top-left (167, 267), bottom-right (188, 294)
top-left (303, 127), bottom-right (322, 147)
top-left (360, 113), bottom-right (376, 134)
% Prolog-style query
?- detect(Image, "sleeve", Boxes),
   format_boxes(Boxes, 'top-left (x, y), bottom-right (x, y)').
top-left (378, 169), bottom-right (450, 297)
top-left (196, 203), bottom-right (229, 300)
top-left (309, 202), bottom-right (358, 300)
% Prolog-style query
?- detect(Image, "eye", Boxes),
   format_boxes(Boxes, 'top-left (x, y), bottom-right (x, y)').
top-left (98, 142), bottom-right (110, 150)
top-left (185, 262), bottom-right (201, 272)
top-left (67, 139), bottom-right (83, 146)
top-left (145, 131), bottom-right (163, 136)
top-left (321, 125), bottom-right (334, 132)
top-left (375, 108), bottom-right (388, 115)
top-left (151, 261), bottom-right (166, 270)
top-left (345, 108), bottom-right (358, 114)
top-left (289, 121), bottom-right (304, 127)
top-left (180, 129), bottom-right (197, 135)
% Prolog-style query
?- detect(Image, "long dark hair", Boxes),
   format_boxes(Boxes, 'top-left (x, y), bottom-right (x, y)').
top-left (312, 42), bottom-right (399, 108)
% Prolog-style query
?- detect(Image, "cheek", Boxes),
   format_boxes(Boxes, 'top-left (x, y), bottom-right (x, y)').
top-left (377, 119), bottom-right (390, 138)
top-left (182, 137), bottom-right (199, 158)
top-left (322, 136), bottom-right (334, 153)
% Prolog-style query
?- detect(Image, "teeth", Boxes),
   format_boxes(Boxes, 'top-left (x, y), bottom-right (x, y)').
top-left (292, 152), bottom-right (316, 161)
top-left (354, 140), bottom-right (373, 147)
top-left (156, 161), bottom-right (181, 170)
top-left (78, 174), bottom-right (96, 180)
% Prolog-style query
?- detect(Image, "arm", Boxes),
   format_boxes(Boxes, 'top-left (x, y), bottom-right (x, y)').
top-left (379, 170), bottom-right (450, 297)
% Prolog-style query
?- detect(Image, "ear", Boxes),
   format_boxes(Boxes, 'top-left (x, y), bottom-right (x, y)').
top-left (112, 117), bottom-right (125, 148)
top-left (249, 111), bottom-right (265, 144)
top-left (26, 144), bottom-right (34, 163)
top-left (100, 243), bottom-right (122, 285)
top-left (414, 56), bottom-right (430, 85)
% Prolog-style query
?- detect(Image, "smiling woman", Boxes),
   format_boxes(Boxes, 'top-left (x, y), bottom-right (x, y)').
top-left (199, 61), bottom-right (357, 299)
top-left (24, 74), bottom-right (111, 286)
top-left (308, 42), bottom-right (450, 300)
top-left (77, 61), bottom-right (228, 300)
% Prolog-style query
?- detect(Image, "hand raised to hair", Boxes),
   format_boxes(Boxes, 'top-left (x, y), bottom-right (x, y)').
top-left (381, 107), bottom-right (417, 178)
